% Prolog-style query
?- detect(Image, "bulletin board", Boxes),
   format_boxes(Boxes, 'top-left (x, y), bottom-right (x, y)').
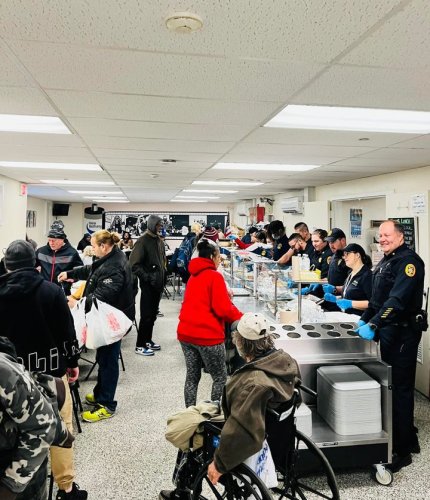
top-left (103, 211), bottom-right (229, 239)
top-left (389, 217), bottom-right (417, 251)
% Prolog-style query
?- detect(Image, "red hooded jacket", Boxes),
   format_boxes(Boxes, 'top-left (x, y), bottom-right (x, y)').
top-left (177, 257), bottom-right (242, 346)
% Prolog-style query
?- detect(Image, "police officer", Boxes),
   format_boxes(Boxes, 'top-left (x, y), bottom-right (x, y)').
top-left (267, 220), bottom-right (289, 262)
top-left (325, 228), bottom-right (349, 288)
top-left (294, 222), bottom-right (315, 259)
top-left (357, 220), bottom-right (425, 472)
top-left (310, 229), bottom-right (333, 279)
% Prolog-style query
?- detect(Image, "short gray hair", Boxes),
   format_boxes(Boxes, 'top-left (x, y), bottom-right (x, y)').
top-left (232, 331), bottom-right (275, 360)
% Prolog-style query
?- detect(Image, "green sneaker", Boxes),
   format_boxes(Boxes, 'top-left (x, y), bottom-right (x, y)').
top-left (85, 393), bottom-right (97, 406)
top-left (82, 405), bottom-right (114, 423)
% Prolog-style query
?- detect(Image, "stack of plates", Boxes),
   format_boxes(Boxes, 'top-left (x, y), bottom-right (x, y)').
top-left (317, 365), bottom-right (382, 435)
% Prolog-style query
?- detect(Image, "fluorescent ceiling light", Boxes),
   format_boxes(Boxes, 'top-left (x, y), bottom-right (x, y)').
top-left (84, 196), bottom-right (127, 200)
top-left (171, 199), bottom-right (206, 203)
top-left (41, 180), bottom-right (115, 185)
top-left (213, 163), bottom-right (319, 172)
top-left (183, 189), bottom-right (238, 194)
top-left (175, 195), bottom-right (220, 199)
top-left (0, 161), bottom-right (101, 171)
top-left (68, 190), bottom-right (123, 194)
top-left (192, 181), bottom-right (263, 187)
top-left (265, 104), bottom-right (430, 134)
top-left (0, 114), bottom-right (71, 134)
top-left (92, 199), bottom-right (129, 203)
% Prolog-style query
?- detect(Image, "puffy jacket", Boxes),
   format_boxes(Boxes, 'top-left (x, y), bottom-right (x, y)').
top-left (0, 268), bottom-right (79, 377)
top-left (177, 257), bottom-right (242, 346)
top-left (36, 240), bottom-right (83, 294)
top-left (68, 245), bottom-right (135, 320)
top-left (214, 349), bottom-right (301, 474)
top-left (129, 230), bottom-right (166, 293)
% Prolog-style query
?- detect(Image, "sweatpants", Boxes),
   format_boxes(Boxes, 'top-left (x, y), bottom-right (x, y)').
top-left (137, 285), bottom-right (162, 347)
top-left (180, 341), bottom-right (227, 408)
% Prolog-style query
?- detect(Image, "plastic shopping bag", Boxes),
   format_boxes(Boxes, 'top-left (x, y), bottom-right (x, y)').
top-left (85, 298), bottom-right (132, 349)
top-left (243, 439), bottom-right (278, 488)
top-left (71, 298), bottom-right (87, 348)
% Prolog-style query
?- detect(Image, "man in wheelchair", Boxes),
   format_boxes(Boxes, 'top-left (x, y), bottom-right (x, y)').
top-left (160, 312), bottom-right (301, 498)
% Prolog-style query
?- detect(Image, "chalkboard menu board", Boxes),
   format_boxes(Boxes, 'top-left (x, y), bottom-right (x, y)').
top-left (389, 217), bottom-right (417, 251)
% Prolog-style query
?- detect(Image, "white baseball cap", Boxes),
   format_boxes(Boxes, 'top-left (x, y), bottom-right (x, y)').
top-left (237, 313), bottom-right (269, 340)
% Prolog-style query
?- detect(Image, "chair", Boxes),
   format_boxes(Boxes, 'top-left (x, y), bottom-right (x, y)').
top-left (69, 381), bottom-right (83, 434)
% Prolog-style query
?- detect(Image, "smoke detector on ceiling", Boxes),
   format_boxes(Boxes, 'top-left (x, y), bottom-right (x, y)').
top-left (150, 174), bottom-right (159, 179)
top-left (165, 12), bottom-right (203, 33)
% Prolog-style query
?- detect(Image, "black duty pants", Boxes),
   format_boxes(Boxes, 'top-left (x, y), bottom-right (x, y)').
top-left (379, 324), bottom-right (421, 456)
top-left (137, 284), bottom-right (162, 347)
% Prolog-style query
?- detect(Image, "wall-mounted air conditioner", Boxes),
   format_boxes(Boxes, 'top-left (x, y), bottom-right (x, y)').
top-left (281, 197), bottom-right (303, 214)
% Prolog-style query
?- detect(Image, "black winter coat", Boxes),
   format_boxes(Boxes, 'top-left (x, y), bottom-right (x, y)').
top-left (0, 268), bottom-right (79, 377)
top-left (68, 246), bottom-right (135, 320)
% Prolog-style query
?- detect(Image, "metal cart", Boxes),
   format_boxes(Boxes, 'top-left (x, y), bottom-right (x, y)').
top-left (272, 320), bottom-right (394, 486)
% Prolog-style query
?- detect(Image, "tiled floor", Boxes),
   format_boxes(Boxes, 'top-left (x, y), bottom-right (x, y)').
top-left (72, 297), bottom-right (430, 499)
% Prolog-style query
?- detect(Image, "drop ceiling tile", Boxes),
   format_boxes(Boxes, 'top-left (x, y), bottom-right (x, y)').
top-left (0, 132), bottom-right (85, 147)
top-left (93, 148), bottom-right (220, 163)
top-left (10, 41), bottom-right (324, 101)
top-left (0, 47), bottom-right (30, 86)
top-left (0, 0), bottom-right (402, 62)
top-left (68, 117), bottom-right (249, 142)
top-left (341, 0), bottom-right (430, 70)
top-left (231, 143), bottom-right (376, 158)
top-left (220, 153), bottom-right (346, 165)
top-left (244, 128), bottom-right (419, 148)
top-left (83, 136), bottom-right (234, 154)
top-left (294, 65), bottom-right (430, 111)
top-left (0, 86), bottom-right (58, 115)
top-left (357, 148), bottom-right (430, 162)
top-left (100, 159), bottom-right (212, 169)
top-left (389, 134), bottom-right (430, 149)
top-left (47, 90), bottom-right (283, 126)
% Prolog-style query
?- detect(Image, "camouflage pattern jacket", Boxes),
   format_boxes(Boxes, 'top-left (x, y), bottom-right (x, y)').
top-left (0, 351), bottom-right (69, 495)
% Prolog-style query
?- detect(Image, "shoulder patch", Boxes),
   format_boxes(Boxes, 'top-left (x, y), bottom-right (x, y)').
top-left (327, 256), bottom-right (332, 264)
top-left (405, 264), bottom-right (416, 277)
top-left (277, 243), bottom-right (282, 250)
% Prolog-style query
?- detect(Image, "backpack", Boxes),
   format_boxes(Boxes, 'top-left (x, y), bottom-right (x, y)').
top-left (176, 237), bottom-right (193, 271)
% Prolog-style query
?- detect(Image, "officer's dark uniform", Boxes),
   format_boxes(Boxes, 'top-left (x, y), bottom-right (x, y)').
top-left (361, 243), bottom-right (425, 456)
top-left (328, 250), bottom-right (349, 286)
top-left (272, 234), bottom-right (289, 262)
top-left (310, 245), bottom-right (333, 279)
top-left (341, 266), bottom-right (372, 315)
top-left (304, 239), bottom-right (315, 259)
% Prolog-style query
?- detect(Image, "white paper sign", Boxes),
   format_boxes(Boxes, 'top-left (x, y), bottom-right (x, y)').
top-left (411, 194), bottom-right (426, 215)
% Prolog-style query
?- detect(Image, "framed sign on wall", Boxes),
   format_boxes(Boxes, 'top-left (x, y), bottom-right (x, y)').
top-left (103, 211), bottom-right (229, 239)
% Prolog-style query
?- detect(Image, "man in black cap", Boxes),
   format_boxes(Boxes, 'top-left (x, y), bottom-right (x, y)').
top-left (36, 222), bottom-right (82, 295)
top-left (0, 240), bottom-right (87, 499)
top-left (324, 228), bottom-right (349, 293)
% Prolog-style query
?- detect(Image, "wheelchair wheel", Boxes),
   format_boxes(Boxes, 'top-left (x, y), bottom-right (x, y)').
top-left (280, 430), bottom-right (340, 500)
top-left (192, 462), bottom-right (272, 500)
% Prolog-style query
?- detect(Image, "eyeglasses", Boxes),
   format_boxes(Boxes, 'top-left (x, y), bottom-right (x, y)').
top-left (342, 251), bottom-right (356, 258)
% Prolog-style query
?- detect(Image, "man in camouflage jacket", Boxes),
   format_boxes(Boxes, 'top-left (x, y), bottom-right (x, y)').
top-left (0, 337), bottom-right (71, 500)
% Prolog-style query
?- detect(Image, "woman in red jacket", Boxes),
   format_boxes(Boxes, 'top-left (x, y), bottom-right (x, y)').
top-left (177, 239), bottom-right (242, 407)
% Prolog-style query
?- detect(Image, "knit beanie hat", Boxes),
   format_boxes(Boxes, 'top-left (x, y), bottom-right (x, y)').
top-left (203, 226), bottom-right (219, 242)
top-left (48, 221), bottom-right (67, 239)
top-left (147, 215), bottom-right (163, 234)
top-left (4, 240), bottom-right (36, 271)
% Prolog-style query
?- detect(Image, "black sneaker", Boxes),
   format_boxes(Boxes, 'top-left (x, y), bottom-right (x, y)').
top-left (157, 311), bottom-right (164, 317)
top-left (56, 482), bottom-right (87, 499)
top-left (147, 341), bottom-right (161, 350)
top-left (159, 490), bottom-right (190, 499)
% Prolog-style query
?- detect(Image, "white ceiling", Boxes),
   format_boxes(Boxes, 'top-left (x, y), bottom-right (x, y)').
top-left (0, 0), bottom-right (429, 204)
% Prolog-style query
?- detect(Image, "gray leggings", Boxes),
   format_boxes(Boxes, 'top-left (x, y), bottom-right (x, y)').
top-left (180, 341), bottom-right (227, 408)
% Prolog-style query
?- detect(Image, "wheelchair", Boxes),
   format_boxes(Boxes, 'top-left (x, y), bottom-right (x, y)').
top-left (171, 386), bottom-right (340, 499)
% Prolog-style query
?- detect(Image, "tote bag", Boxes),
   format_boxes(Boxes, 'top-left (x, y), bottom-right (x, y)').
top-left (85, 297), bottom-right (132, 349)
top-left (70, 298), bottom-right (87, 348)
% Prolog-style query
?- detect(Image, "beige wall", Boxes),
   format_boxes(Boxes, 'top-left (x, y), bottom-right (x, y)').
top-left (0, 175), bottom-right (27, 251)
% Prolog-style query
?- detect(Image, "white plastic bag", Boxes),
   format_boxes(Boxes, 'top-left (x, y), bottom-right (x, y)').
top-left (71, 298), bottom-right (87, 348)
top-left (243, 439), bottom-right (278, 489)
top-left (85, 298), bottom-right (132, 349)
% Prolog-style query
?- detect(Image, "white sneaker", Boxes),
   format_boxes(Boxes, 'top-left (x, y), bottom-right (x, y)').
top-left (135, 346), bottom-right (154, 356)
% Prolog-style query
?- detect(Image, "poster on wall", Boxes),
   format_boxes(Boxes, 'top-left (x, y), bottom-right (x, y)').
top-left (349, 208), bottom-right (363, 238)
top-left (26, 210), bottom-right (37, 228)
top-left (103, 211), bottom-right (228, 239)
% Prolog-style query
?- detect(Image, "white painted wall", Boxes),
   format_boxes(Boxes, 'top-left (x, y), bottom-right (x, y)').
top-left (0, 175), bottom-right (27, 251)
top-left (26, 196), bottom-right (50, 247)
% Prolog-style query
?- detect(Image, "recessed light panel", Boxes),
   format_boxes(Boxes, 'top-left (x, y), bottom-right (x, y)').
top-left (192, 181), bottom-right (263, 187)
top-left (213, 163), bottom-right (319, 172)
top-left (183, 189), bottom-right (238, 194)
top-left (68, 190), bottom-right (123, 194)
top-left (41, 180), bottom-right (115, 185)
top-left (0, 114), bottom-right (71, 134)
top-left (0, 161), bottom-right (101, 171)
top-left (176, 195), bottom-right (220, 199)
top-left (265, 104), bottom-right (430, 134)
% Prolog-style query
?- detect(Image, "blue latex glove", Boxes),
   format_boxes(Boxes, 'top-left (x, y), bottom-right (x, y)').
top-left (355, 323), bottom-right (375, 341)
top-left (357, 319), bottom-right (366, 328)
top-left (309, 284), bottom-right (321, 292)
top-left (287, 279), bottom-right (294, 289)
top-left (323, 284), bottom-right (336, 294)
top-left (300, 286), bottom-right (310, 295)
top-left (324, 293), bottom-right (337, 303)
top-left (228, 235), bottom-right (237, 241)
top-left (337, 298), bottom-right (352, 311)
